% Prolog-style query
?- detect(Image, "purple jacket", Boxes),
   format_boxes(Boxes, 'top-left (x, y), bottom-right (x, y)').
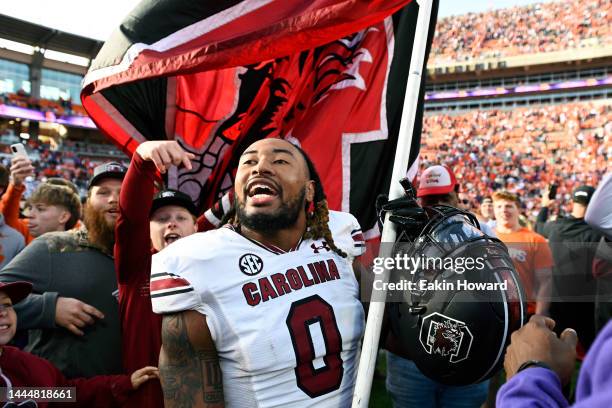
top-left (497, 321), bottom-right (612, 407)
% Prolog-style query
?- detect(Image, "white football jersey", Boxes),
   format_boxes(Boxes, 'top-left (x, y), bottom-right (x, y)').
top-left (151, 210), bottom-right (366, 408)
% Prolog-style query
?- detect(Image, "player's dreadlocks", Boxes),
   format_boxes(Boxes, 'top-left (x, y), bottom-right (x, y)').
top-left (295, 145), bottom-right (347, 258)
top-left (222, 142), bottom-right (347, 258)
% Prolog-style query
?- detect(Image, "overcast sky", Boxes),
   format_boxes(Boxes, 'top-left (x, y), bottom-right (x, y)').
top-left (0, 0), bottom-right (555, 42)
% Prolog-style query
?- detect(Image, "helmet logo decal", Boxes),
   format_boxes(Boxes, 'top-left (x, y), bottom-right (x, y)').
top-left (420, 312), bottom-right (473, 363)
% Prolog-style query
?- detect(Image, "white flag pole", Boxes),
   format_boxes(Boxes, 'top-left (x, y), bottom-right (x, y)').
top-left (351, 0), bottom-right (434, 406)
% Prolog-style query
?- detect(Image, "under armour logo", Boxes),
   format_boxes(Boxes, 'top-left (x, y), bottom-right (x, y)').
top-left (311, 242), bottom-right (331, 254)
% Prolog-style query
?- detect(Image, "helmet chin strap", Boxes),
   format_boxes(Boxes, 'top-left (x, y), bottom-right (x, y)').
top-left (408, 303), bottom-right (426, 315)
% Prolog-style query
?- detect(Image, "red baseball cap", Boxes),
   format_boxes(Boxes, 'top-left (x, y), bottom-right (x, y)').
top-left (0, 281), bottom-right (32, 304)
top-left (417, 165), bottom-right (458, 197)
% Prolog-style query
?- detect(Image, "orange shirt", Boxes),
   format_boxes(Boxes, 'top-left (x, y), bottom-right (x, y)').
top-left (0, 183), bottom-right (33, 244)
top-left (496, 227), bottom-right (553, 314)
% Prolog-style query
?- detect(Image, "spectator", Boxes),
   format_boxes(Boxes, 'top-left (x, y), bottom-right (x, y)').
top-left (46, 177), bottom-right (80, 196)
top-left (0, 213), bottom-right (25, 270)
top-left (536, 186), bottom-right (597, 237)
top-left (0, 165), bottom-right (8, 199)
top-left (24, 184), bottom-right (81, 239)
top-left (0, 162), bottom-right (126, 378)
top-left (416, 165), bottom-right (461, 208)
top-left (478, 196), bottom-right (496, 228)
top-left (536, 185), bottom-right (603, 349)
top-left (44, 177), bottom-right (84, 230)
top-left (385, 164), bottom-right (491, 408)
top-left (0, 158), bottom-right (82, 243)
top-left (457, 191), bottom-right (473, 211)
top-left (0, 280), bottom-right (158, 407)
top-left (0, 166), bottom-right (25, 268)
top-left (496, 315), bottom-right (612, 407)
top-left (493, 191), bottom-right (553, 316)
top-left (417, 165), bottom-right (497, 237)
top-left (1, 156), bottom-right (36, 243)
top-left (115, 141), bottom-right (198, 408)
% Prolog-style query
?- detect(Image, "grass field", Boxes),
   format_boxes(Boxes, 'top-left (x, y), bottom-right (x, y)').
top-left (366, 352), bottom-right (583, 407)
top-left (369, 351), bottom-right (392, 408)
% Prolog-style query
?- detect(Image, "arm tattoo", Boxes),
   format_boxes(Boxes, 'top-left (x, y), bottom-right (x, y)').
top-left (160, 313), bottom-right (224, 407)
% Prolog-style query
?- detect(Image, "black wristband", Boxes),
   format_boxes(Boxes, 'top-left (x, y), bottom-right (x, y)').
top-left (517, 360), bottom-right (553, 373)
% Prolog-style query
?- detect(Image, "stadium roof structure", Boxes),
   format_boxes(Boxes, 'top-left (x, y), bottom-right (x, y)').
top-left (0, 14), bottom-right (103, 59)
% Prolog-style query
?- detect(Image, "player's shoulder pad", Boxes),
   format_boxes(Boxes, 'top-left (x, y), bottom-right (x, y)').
top-left (155, 227), bottom-right (235, 261)
top-left (327, 210), bottom-right (366, 258)
top-left (150, 228), bottom-right (236, 314)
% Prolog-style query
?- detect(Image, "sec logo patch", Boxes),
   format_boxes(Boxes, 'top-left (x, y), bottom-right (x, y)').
top-left (239, 253), bottom-right (264, 276)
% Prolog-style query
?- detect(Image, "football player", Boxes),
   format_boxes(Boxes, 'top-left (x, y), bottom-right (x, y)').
top-left (151, 138), bottom-right (366, 407)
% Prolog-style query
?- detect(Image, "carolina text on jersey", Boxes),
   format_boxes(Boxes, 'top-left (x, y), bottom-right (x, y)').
top-left (242, 258), bottom-right (341, 306)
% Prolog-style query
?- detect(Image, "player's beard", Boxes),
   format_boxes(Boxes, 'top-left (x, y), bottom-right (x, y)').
top-left (236, 187), bottom-right (306, 233)
top-left (83, 202), bottom-right (115, 255)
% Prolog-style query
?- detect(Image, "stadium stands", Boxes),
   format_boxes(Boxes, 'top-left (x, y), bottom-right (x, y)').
top-left (0, 137), bottom-right (127, 196)
top-left (1, 92), bottom-right (87, 117)
top-left (0, 0), bottom-right (609, 220)
top-left (421, 101), bottom-right (611, 218)
top-left (431, 0), bottom-right (612, 63)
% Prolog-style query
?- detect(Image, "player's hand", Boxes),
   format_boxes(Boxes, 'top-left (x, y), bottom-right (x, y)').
top-left (10, 156), bottom-right (34, 186)
top-left (376, 194), bottom-right (426, 228)
top-left (135, 141), bottom-right (195, 174)
top-left (376, 178), bottom-right (428, 235)
top-left (131, 366), bottom-right (160, 389)
top-left (504, 315), bottom-right (577, 385)
top-left (55, 297), bottom-right (105, 336)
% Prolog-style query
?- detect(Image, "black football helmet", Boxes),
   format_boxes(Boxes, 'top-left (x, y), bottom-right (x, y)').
top-left (387, 204), bottom-right (527, 385)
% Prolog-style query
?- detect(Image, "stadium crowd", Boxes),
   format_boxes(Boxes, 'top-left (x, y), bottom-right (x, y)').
top-left (0, 137), bottom-right (608, 407)
top-left (420, 102), bottom-right (611, 221)
top-left (1, 91), bottom-right (88, 117)
top-left (431, 0), bottom-right (612, 63)
top-left (0, 0), bottom-right (609, 404)
top-left (0, 138), bottom-right (127, 198)
top-left (2, 101), bottom-right (608, 218)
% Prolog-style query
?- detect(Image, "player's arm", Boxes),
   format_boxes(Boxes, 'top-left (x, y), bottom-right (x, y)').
top-left (534, 267), bottom-right (552, 316)
top-left (352, 257), bottom-right (395, 351)
top-left (352, 258), bottom-right (365, 287)
top-left (352, 257), bottom-right (369, 312)
top-left (159, 310), bottom-right (224, 408)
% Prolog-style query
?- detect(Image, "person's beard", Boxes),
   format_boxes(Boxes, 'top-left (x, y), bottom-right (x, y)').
top-left (83, 203), bottom-right (115, 255)
top-left (236, 187), bottom-right (306, 233)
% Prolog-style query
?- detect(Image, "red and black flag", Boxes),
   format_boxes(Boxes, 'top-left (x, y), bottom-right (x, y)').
top-left (81, 0), bottom-right (438, 240)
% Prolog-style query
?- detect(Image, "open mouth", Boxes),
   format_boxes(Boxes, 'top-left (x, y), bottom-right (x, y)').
top-left (164, 233), bottom-right (181, 245)
top-left (0, 324), bottom-right (10, 331)
top-left (246, 179), bottom-right (279, 204)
